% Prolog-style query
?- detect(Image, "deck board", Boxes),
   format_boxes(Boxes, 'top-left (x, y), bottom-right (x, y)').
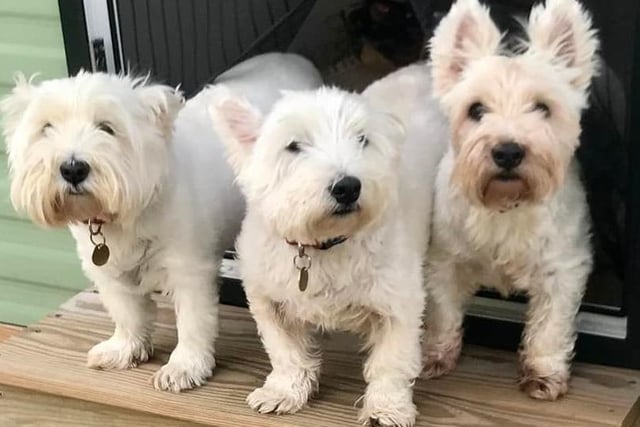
top-left (0, 323), bottom-right (22, 341)
top-left (0, 290), bottom-right (638, 426)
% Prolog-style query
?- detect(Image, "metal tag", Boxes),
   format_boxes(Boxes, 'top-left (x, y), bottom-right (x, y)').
top-left (92, 243), bottom-right (110, 266)
top-left (298, 268), bottom-right (309, 292)
top-left (293, 242), bottom-right (312, 292)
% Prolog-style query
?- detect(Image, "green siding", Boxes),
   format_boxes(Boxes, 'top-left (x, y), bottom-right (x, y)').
top-left (0, 0), bottom-right (85, 326)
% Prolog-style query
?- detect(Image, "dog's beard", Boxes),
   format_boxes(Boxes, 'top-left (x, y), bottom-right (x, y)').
top-left (9, 141), bottom-right (168, 227)
top-left (10, 165), bottom-right (136, 228)
top-left (452, 143), bottom-right (565, 211)
top-left (56, 192), bottom-right (110, 225)
top-left (263, 191), bottom-right (390, 244)
top-left (12, 179), bottom-right (112, 227)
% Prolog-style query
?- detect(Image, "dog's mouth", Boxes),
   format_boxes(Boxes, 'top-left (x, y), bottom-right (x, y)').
top-left (494, 171), bottom-right (520, 181)
top-left (332, 203), bottom-right (360, 216)
top-left (67, 186), bottom-right (88, 196)
top-left (482, 173), bottom-right (528, 209)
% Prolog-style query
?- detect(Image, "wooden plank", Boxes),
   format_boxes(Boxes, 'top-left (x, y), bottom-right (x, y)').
top-left (0, 323), bottom-right (22, 341)
top-left (0, 385), bottom-right (202, 427)
top-left (0, 291), bottom-right (638, 426)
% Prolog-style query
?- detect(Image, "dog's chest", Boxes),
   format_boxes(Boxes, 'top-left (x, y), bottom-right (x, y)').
top-left (72, 225), bottom-right (167, 292)
top-left (448, 207), bottom-right (551, 291)
top-left (248, 246), bottom-right (387, 332)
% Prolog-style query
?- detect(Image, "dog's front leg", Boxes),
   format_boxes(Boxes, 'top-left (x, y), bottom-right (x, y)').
top-left (360, 307), bottom-right (422, 427)
top-left (422, 258), bottom-right (470, 378)
top-left (519, 265), bottom-right (589, 401)
top-left (87, 278), bottom-right (155, 370)
top-left (246, 295), bottom-right (320, 415)
top-left (151, 263), bottom-right (218, 392)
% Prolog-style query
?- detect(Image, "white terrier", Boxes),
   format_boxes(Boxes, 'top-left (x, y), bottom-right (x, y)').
top-left (422, 0), bottom-right (597, 400)
top-left (210, 64), bottom-right (447, 426)
top-left (1, 53), bottom-right (322, 392)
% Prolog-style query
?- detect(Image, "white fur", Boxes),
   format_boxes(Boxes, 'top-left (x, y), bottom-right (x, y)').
top-left (423, 0), bottom-right (596, 401)
top-left (210, 64), bottom-right (447, 426)
top-left (2, 53), bottom-right (322, 392)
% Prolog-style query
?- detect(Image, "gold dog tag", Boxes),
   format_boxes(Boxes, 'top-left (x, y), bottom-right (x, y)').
top-left (293, 242), bottom-right (312, 292)
top-left (92, 243), bottom-right (110, 266)
top-left (298, 268), bottom-right (309, 292)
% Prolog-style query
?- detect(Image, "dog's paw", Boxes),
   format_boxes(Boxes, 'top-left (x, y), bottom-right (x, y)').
top-left (151, 362), bottom-right (211, 392)
top-left (519, 369), bottom-right (568, 401)
top-left (151, 348), bottom-right (214, 392)
top-left (246, 368), bottom-right (317, 414)
top-left (359, 381), bottom-right (416, 427)
top-left (87, 337), bottom-right (152, 370)
top-left (422, 354), bottom-right (457, 379)
top-left (421, 334), bottom-right (462, 379)
top-left (246, 385), bottom-right (308, 414)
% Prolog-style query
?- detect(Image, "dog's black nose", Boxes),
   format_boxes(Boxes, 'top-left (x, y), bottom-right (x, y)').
top-left (330, 176), bottom-right (361, 205)
top-left (491, 142), bottom-right (525, 169)
top-left (60, 159), bottom-right (91, 185)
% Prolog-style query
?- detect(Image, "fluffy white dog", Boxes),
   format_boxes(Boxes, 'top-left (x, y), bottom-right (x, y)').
top-left (1, 53), bottom-right (322, 392)
top-left (210, 64), bottom-right (447, 426)
top-left (422, 0), bottom-right (597, 400)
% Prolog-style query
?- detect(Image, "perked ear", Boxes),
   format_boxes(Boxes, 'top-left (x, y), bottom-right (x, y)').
top-left (429, 0), bottom-right (502, 98)
top-left (135, 80), bottom-right (184, 134)
top-left (208, 85), bottom-right (263, 176)
top-left (1, 73), bottom-right (36, 142)
top-left (526, 0), bottom-right (599, 91)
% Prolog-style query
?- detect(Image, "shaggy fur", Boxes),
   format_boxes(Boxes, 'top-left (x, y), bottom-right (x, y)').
top-left (423, 0), bottom-right (597, 400)
top-left (1, 53), bottom-right (322, 392)
top-left (210, 64), bottom-right (447, 426)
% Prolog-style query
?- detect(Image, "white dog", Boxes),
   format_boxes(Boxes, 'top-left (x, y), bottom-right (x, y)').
top-left (1, 53), bottom-right (322, 392)
top-left (210, 64), bottom-right (447, 426)
top-left (422, 0), bottom-right (597, 400)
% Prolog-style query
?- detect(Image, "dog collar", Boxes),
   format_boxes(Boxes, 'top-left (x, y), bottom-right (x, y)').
top-left (286, 236), bottom-right (348, 292)
top-left (82, 218), bottom-right (105, 225)
top-left (285, 236), bottom-right (348, 251)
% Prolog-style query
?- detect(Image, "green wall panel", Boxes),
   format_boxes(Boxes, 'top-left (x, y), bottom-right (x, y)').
top-left (0, 153), bottom-right (14, 220)
top-left (0, 0), bottom-right (85, 325)
top-left (0, 278), bottom-right (76, 325)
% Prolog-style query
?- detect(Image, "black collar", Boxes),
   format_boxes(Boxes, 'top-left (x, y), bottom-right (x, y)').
top-left (285, 236), bottom-right (348, 250)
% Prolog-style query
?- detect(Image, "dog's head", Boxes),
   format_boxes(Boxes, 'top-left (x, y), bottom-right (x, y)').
top-left (1, 72), bottom-right (183, 227)
top-left (210, 86), bottom-right (404, 244)
top-left (430, 0), bottom-right (598, 210)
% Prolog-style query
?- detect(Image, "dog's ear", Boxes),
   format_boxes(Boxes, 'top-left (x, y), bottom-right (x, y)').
top-left (429, 0), bottom-right (501, 98)
top-left (1, 73), bottom-right (35, 142)
top-left (209, 86), bottom-right (263, 175)
top-left (135, 81), bottom-right (185, 133)
top-left (526, 0), bottom-right (599, 91)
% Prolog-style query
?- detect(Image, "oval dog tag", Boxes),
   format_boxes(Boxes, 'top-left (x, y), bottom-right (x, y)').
top-left (92, 243), bottom-right (110, 266)
top-left (298, 268), bottom-right (309, 292)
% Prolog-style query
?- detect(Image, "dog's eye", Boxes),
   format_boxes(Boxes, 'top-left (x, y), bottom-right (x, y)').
top-left (97, 122), bottom-right (115, 135)
top-left (285, 140), bottom-right (302, 153)
top-left (42, 122), bottom-right (53, 134)
top-left (534, 101), bottom-right (551, 118)
top-left (357, 133), bottom-right (369, 148)
top-left (468, 102), bottom-right (487, 121)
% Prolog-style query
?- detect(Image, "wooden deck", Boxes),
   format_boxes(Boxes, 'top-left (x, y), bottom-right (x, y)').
top-left (0, 290), bottom-right (639, 426)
